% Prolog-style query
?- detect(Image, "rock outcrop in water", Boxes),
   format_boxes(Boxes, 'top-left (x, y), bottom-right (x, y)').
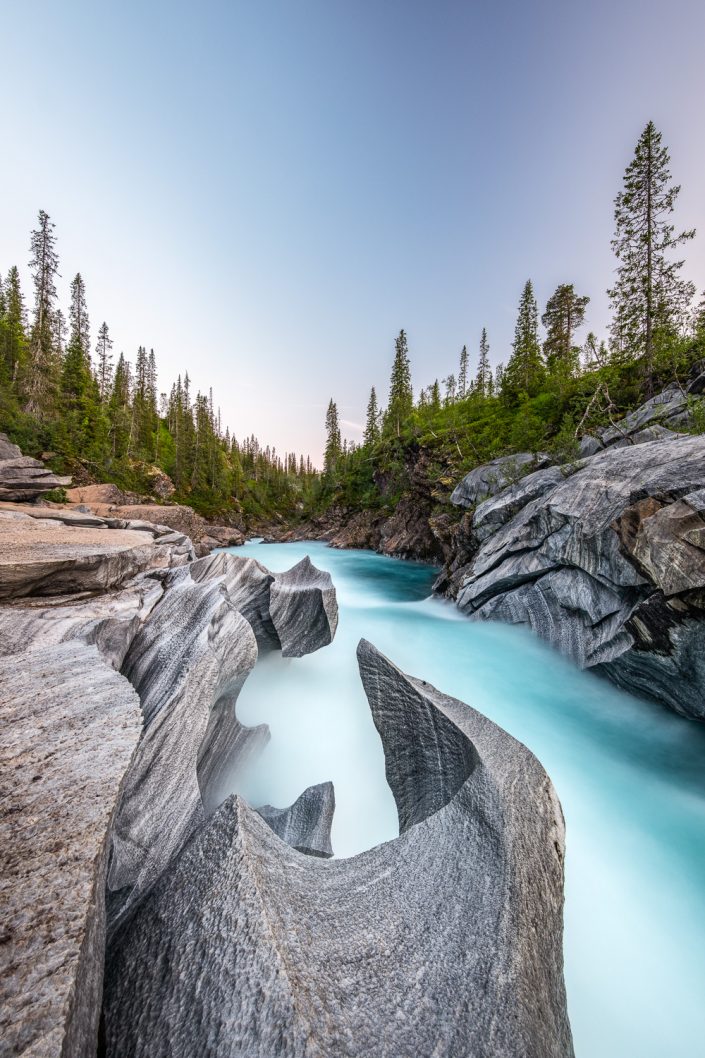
top-left (444, 431), bottom-right (705, 720)
top-left (102, 640), bottom-right (572, 1058)
top-left (257, 781), bottom-right (335, 858)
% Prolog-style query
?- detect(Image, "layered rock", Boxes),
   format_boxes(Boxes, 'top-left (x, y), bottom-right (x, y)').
top-left (0, 505), bottom-right (193, 600)
top-left (448, 434), bottom-right (705, 719)
top-left (0, 432), bottom-right (71, 501)
top-left (103, 640), bottom-right (572, 1058)
top-left (451, 451), bottom-right (552, 508)
top-left (0, 642), bottom-right (142, 1058)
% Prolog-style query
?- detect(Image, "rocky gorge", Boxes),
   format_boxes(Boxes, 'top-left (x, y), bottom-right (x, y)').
top-left (0, 465), bottom-right (573, 1055)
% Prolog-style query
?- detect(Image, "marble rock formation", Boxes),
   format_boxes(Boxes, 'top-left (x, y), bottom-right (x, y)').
top-left (257, 782), bottom-right (335, 858)
top-left (107, 551), bottom-right (339, 931)
top-left (269, 555), bottom-right (338, 656)
top-left (0, 642), bottom-right (142, 1058)
top-left (0, 432), bottom-right (71, 501)
top-left (451, 451), bottom-right (551, 508)
top-left (450, 434), bottom-right (705, 719)
top-left (103, 640), bottom-right (572, 1058)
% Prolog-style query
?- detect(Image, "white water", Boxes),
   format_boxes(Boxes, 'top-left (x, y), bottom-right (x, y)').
top-left (222, 539), bottom-right (705, 1058)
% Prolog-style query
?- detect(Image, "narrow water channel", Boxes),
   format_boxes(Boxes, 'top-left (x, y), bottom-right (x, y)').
top-left (222, 540), bottom-right (705, 1058)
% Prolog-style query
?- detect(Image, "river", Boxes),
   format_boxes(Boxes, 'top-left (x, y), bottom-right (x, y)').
top-left (222, 539), bottom-right (705, 1058)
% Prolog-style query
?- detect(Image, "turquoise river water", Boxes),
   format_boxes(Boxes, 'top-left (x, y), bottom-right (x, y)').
top-left (222, 539), bottom-right (705, 1058)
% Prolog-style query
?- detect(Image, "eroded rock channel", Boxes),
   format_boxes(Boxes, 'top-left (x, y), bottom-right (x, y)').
top-left (0, 505), bottom-right (572, 1057)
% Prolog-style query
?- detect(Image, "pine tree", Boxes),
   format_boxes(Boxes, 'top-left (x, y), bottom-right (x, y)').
top-left (542, 284), bottom-right (589, 376)
top-left (430, 379), bottom-right (441, 410)
top-left (27, 209), bottom-right (60, 417)
top-left (364, 386), bottom-right (380, 446)
top-left (501, 281), bottom-right (543, 401)
top-left (458, 345), bottom-right (469, 398)
top-left (475, 328), bottom-right (490, 396)
top-left (582, 332), bottom-right (608, 371)
top-left (96, 322), bottom-right (114, 400)
top-left (608, 121), bottom-right (695, 390)
top-left (384, 329), bottom-right (413, 437)
top-left (324, 399), bottom-right (341, 475)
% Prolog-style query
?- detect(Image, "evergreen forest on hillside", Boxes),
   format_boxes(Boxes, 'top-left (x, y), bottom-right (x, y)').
top-left (1, 122), bottom-right (704, 525)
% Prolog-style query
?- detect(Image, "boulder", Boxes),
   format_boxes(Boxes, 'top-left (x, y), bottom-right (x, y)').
top-left (103, 640), bottom-right (572, 1058)
top-left (0, 642), bottom-right (142, 1058)
top-left (452, 434), bottom-right (705, 719)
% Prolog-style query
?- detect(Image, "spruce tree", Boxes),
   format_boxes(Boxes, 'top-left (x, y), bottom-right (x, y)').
top-left (384, 329), bottom-right (413, 437)
top-left (458, 345), bottom-right (469, 398)
top-left (475, 328), bottom-right (490, 396)
top-left (1, 266), bottom-right (27, 387)
top-left (324, 399), bottom-right (341, 475)
top-left (501, 280), bottom-right (543, 401)
top-left (542, 284), bottom-right (589, 375)
top-left (27, 209), bottom-right (60, 417)
top-left (96, 322), bottom-right (114, 400)
top-left (364, 387), bottom-right (380, 446)
top-left (608, 121), bottom-right (695, 390)
top-left (68, 274), bottom-right (90, 363)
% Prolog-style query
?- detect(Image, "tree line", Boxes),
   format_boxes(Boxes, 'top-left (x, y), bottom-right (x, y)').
top-left (0, 216), bottom-right (317, 518)
top-left (321, 122), bottom-right (705, 509)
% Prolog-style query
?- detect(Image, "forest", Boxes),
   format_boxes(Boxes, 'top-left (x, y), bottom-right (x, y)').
top-left (1, 122), bottom-right (703, 525)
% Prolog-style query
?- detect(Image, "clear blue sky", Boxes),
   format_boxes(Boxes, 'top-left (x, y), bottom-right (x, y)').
top-left (2, 0), bottom-right (704, 463)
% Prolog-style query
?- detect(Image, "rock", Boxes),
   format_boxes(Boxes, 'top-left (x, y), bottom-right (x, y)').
top-left (269, 555), bottom-right (338, 657)
top-left (451, 451), bottom-right (551, 508)
top-left (199, 523), bottom-right (246, 550)
top-left (0, 642), bottom-right (142, 1058)
top-left (103, 640), bottom-right (572, 1058)
top-left (472, 465), bottom-right (569, 542)
top-left (144, 465), bottom-right (175, 500)
top-left (0, 432), bottom-right (71, 501)
top-left (0, 507), bottom-right (192, 600)
top-left (106, 570), bottom-right (262, 932)
top-left (257, 782), bottom-right (335, 857)
top-left (65, 483), bottom-right (130, 505)
top-left (453, 434), bottom-right (705, 719)
top-left (0, 575), bottom-right (164, 669)
top-left (107, 551), bottom-right (340, 931)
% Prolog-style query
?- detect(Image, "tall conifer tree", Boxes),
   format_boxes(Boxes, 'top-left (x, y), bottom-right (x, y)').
top-left (475, 328), bottom-right (490, 396)
top-left (27, 209), bottom-right (60, 416)
top-left (542, 284), bottom-right (589, 375)
top-left (385, 329), bottom-right (413, 437)
top-left (608, 121), bottom-right (695, 389)
top-left (364, 387), bottom-right (380, 446)
top-left (501, 281), bottom-right (543, 401)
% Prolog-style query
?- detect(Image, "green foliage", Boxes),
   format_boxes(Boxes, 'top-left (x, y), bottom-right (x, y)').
top-left (0, 211), bottom-right (318, 524)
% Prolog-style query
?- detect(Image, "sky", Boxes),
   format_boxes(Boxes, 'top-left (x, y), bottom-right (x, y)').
top-left (1, 0), bottom-right (704, 464)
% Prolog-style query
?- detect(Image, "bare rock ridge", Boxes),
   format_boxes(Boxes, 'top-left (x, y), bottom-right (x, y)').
top-left (0, 522), bottom-right (340, 1058)
top-left (442, 404), bottom-right (705, 718)
top-left (103, 641), bottom-right (572, 1058)
top-left (0, 432), bottom-right (71, 501)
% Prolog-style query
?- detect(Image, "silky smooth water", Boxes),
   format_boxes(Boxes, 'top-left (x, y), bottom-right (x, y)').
top-left (222, 539), bottom-right (705, 1058)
